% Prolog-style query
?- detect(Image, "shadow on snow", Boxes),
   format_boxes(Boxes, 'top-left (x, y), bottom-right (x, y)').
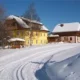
top-left (32, 55), bottom-right (54, 80)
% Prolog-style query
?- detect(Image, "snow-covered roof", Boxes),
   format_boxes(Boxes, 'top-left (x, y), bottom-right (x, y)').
top-left (52, 22), bottom-right (80, 33)
top-left (6, 15), bottom-right (29, 28)
top-left (6, 15), bottom-right (48, 31)
top-left (31, 20), bottom-right (42, 25)
top-left (8, 38), bottom-right (25, 42)
top-left (21, 17), bottom-right (42, 25)
top-left (48, 34), bottom-right (59, 37)
top-left (41, 25), bottom-right (49, 31)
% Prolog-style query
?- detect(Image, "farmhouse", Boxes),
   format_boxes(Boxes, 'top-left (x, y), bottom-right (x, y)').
top-left (4, 15), bottom-right (48, 48)
top-left (52, 22), bottom-right (80, 43)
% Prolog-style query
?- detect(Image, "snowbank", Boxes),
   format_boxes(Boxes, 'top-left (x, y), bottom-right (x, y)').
top-left (0, 43), bottom-right (80, 80)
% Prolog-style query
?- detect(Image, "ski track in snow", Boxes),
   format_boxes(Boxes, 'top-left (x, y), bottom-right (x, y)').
top-left (0, 43), bottom-right (80, 80)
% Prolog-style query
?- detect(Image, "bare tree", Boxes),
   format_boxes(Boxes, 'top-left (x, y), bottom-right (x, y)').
top-left (0, 6), bottom-right (5, 21)
top-left (23, 2), bottom-right (41, 22)
top-left (0, 6), bottom-right (8, 48)
top-left (23, 3), bottom-right (41, 46)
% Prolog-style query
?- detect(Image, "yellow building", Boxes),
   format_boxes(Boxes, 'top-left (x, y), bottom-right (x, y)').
top-left (4, 15), bottom-right (48, 47)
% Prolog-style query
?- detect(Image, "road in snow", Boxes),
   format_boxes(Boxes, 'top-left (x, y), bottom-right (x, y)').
top-left (0, 43), bottom-right (80, 80)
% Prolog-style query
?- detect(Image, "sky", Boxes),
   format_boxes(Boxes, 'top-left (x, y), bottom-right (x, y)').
top-left (0, 0), bottom-right (80, 31)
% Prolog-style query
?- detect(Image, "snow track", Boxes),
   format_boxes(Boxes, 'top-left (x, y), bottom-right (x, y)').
top-left (0, 43), bottom-right (80, 80)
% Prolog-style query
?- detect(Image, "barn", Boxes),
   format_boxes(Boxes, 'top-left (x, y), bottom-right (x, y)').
top-left (52, 22), bottom-right (80, 43)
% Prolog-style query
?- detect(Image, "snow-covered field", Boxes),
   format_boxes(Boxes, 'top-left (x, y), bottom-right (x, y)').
top-left (0, 43), bottom-right (80, 80)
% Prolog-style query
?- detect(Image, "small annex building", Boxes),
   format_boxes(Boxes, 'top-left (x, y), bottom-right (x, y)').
top-left (52, 22), bottom-right (80, 43)
top-left (48, 34), bottom-right (59, 43)
top-left (4, 15), bottom-right (49, 48)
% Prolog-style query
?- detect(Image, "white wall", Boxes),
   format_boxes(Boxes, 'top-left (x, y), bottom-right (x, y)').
top-left (61, 36), bottom-right (76, 43)
top-left (77, 36), bottom-right (80, 43)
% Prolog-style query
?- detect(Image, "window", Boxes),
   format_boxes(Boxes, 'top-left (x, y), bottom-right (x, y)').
top-left (41, 33), bottom-right (42, 36)
top-left (26, 31), bottom-right (29, 36)
top-left (31, 40), bottom-right (33, 44)
top-left (70, 37), bottom-right (72, 41)
top-left (12, 22), bottom-right (16, 26)
top-left (31, 25), bottom-right (41, 30)
top-left (28, 40), bottom-right (30, 44)
top-left (64, 37), bottom-right (68, 41)
top-left (36, 40), bottom-right (38, 44)
top-left (41, 40), bottom-right (42, 44)
top-left (44, 33), bottom-right (45, 36)
top-left (17, 31), bottom-right (20, 35)
top-left (21, 31), bottom-right (24, 37)
top-left (36, 32), bottom-right (38, 36)
top-left (44, 40), bottom-right (46, 43)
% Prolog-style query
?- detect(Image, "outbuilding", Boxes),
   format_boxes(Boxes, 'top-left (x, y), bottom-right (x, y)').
top-left (52, 22), bottom-right (80, 43)
top-left (8, 38), bottom-right (25, 48)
